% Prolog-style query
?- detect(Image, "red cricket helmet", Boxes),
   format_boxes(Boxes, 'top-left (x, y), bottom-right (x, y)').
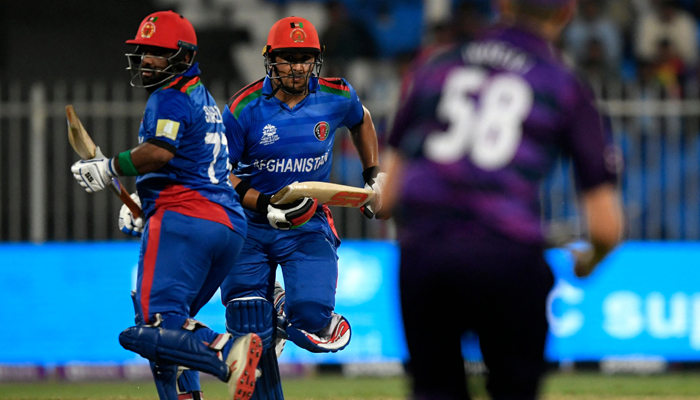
top-left (262, 16), bottom-right (324, 96)
top-left (125, 11), bottom-right (198, 88)
top-left (126, 10), bottom-right (197, 51)
top-left (264, 16), bottom-right (322, 55)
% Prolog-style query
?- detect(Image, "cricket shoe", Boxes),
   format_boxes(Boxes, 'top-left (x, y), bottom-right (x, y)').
top-left (273, 281), bottom-right (288, 358)
top-left (225, 333), bottom-right (262, 400)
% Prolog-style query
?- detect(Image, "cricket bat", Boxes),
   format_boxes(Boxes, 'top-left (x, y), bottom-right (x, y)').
top-left (271, 181), bottom-right (375, 208)
top-left (66, 105), bottom-right (142, 218)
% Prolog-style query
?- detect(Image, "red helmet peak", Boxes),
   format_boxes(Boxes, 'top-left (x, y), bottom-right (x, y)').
top-left (265, 16), bottom-right (321, 54)
top-left (126, 10), bottom-right (197, 51)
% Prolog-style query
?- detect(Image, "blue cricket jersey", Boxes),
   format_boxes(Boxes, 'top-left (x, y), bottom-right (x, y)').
top-left (222, 75), bottom-right (365, 226)
top-left (135, 63), bottom-right (247, 236)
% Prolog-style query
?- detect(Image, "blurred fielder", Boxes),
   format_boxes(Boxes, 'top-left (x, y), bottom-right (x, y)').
top-left (219, 16), bottom-right (385, 400)
top-left (381, 0), bottom-right (624, 398)
top-left (71, 11), bottom-right (262, 400)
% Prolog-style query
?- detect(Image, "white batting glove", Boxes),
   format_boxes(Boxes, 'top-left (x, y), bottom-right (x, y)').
top-left (71, 147), bottom-right (116, 193)
top-left (361, 171), bottom-right (387, 219)
top-left (119, 193), bottom-right (144, 237)
top-left (266, 197), bottom-right (317, 230)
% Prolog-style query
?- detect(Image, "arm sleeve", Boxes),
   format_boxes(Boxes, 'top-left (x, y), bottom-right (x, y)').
top-left (222, 104), bottom-right (246, 166)
top-left (340, 80), bottom-right (365, 129)
top-left (562, 80), bottom-right (619, 191)
top-left (142, 92), bottom-right (191, 150)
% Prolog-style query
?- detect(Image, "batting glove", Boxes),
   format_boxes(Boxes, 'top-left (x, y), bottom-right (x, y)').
top-left (258, 194), bottom-right (318, 230)
top-left (71, 147), bottom-right (116, 193)
top-left (119, 193), bottom-right (144, 237)
top-left (360, 166), bottom-right (387, 219)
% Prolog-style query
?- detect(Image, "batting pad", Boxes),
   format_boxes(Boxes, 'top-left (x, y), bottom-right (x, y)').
top-left (225, 297), bottom-right (275, 350)
top-left (119, 324), bottom-right (230, 382)
top-left (226, 297), bottom-right (283, 400)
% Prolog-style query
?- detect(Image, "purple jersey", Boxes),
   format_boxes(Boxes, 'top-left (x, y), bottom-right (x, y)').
top-left (388, 26), bottom-right (617, 245)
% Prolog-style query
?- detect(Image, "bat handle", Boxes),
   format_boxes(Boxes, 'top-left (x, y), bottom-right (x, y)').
top-left (110, 178), bottom-right (143, 219)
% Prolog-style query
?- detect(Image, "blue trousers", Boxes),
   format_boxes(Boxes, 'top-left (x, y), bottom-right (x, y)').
top-left (134, 209), bottom-right (245, 323)
top-left (220, 213), bottom-right (339, 333)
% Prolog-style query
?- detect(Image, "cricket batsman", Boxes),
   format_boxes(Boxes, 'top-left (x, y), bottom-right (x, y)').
top-left (219, 16), bottom-right (386, 399)
top-left (71, 11), bottom-right (262, 400)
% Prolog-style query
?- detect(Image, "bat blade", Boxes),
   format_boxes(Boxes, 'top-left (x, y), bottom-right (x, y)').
top-left (271, 181), bottom-right (375, 208)
top-left (66, 105), bottom-right (97, 160)
top-left (66, 105), bottom-right (143, 218)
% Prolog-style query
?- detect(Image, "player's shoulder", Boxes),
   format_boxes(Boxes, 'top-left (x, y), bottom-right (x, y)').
top-left (317, 77), bottom-right (353, 99)
top-left (155, 75), bottom-right (204, 98)
top-left (146, 78), bottom-right (201, 116)
top-left (227, 78), bottom-right (265, 119)
top-left (419, 42), bottom-right (463, 69)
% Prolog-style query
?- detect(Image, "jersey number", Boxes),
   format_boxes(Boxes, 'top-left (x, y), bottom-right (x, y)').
top-left (205, 132), bottom-right (231, 184)
top-left (424, 67), bottom-right (533, 170)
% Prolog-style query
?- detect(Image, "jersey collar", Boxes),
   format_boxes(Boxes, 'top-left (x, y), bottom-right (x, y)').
top-left (150, 63), bottom-right (201, 93)
top-left (182, 62), bottom-right (202, 77)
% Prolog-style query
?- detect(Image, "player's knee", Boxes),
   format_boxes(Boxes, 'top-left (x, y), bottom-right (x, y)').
top-left (286, 300), bottom-right (332, 333)
top-left (220, 282), bottom-right (267, 305)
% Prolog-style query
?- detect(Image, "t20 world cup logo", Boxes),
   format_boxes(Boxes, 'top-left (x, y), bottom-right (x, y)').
top-left (314, 121), bottom-right (330, 141)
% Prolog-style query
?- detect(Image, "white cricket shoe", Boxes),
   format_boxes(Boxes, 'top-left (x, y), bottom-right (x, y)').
top-left (226, 333), bottom-right (262, 400)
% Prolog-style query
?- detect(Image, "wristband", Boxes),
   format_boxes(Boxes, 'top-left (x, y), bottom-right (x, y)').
top-left (256, 193), bottom-right (271, 215)
top-left (117, 150), bottom-right (140, 176)
top-left (362, 166), bottom-right (380, 184)
top-left (234, 180), bottom-right (252, 200)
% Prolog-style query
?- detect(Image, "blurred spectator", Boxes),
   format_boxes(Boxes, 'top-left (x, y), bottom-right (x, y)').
top-left (638, 59), bottom-right (662, 91)
top-left (564, 0), bottom-right (622, 71)
top-left (578, 38), bottom-right (622, 84)
top-left (320, 0), bottom-right (378, 77)
top-left (653, 38), bottom-right (685, 96)
top-left (635, 0), bottom-right (699, 69)
top-left (608, 0), bottom-right (652, 35)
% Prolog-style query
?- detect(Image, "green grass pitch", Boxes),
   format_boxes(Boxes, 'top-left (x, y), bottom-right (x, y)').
top-left (1, 372), bottom-right (700, 399)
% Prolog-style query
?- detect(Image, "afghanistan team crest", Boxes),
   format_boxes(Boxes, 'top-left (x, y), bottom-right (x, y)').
top-left (314, 121), bottom-right (330, 141)
top-left (290, 21), bottom-right (306, 43)
top-left (141, 21), bottom-right (156, 38)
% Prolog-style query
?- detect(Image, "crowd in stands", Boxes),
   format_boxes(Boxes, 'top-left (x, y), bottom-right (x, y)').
top-left (561, 0), bottom-right (700, 97)
top-left (274, 0), bottom-right (700, 98)
top-left (144, 0), bottom-right (700, 100)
